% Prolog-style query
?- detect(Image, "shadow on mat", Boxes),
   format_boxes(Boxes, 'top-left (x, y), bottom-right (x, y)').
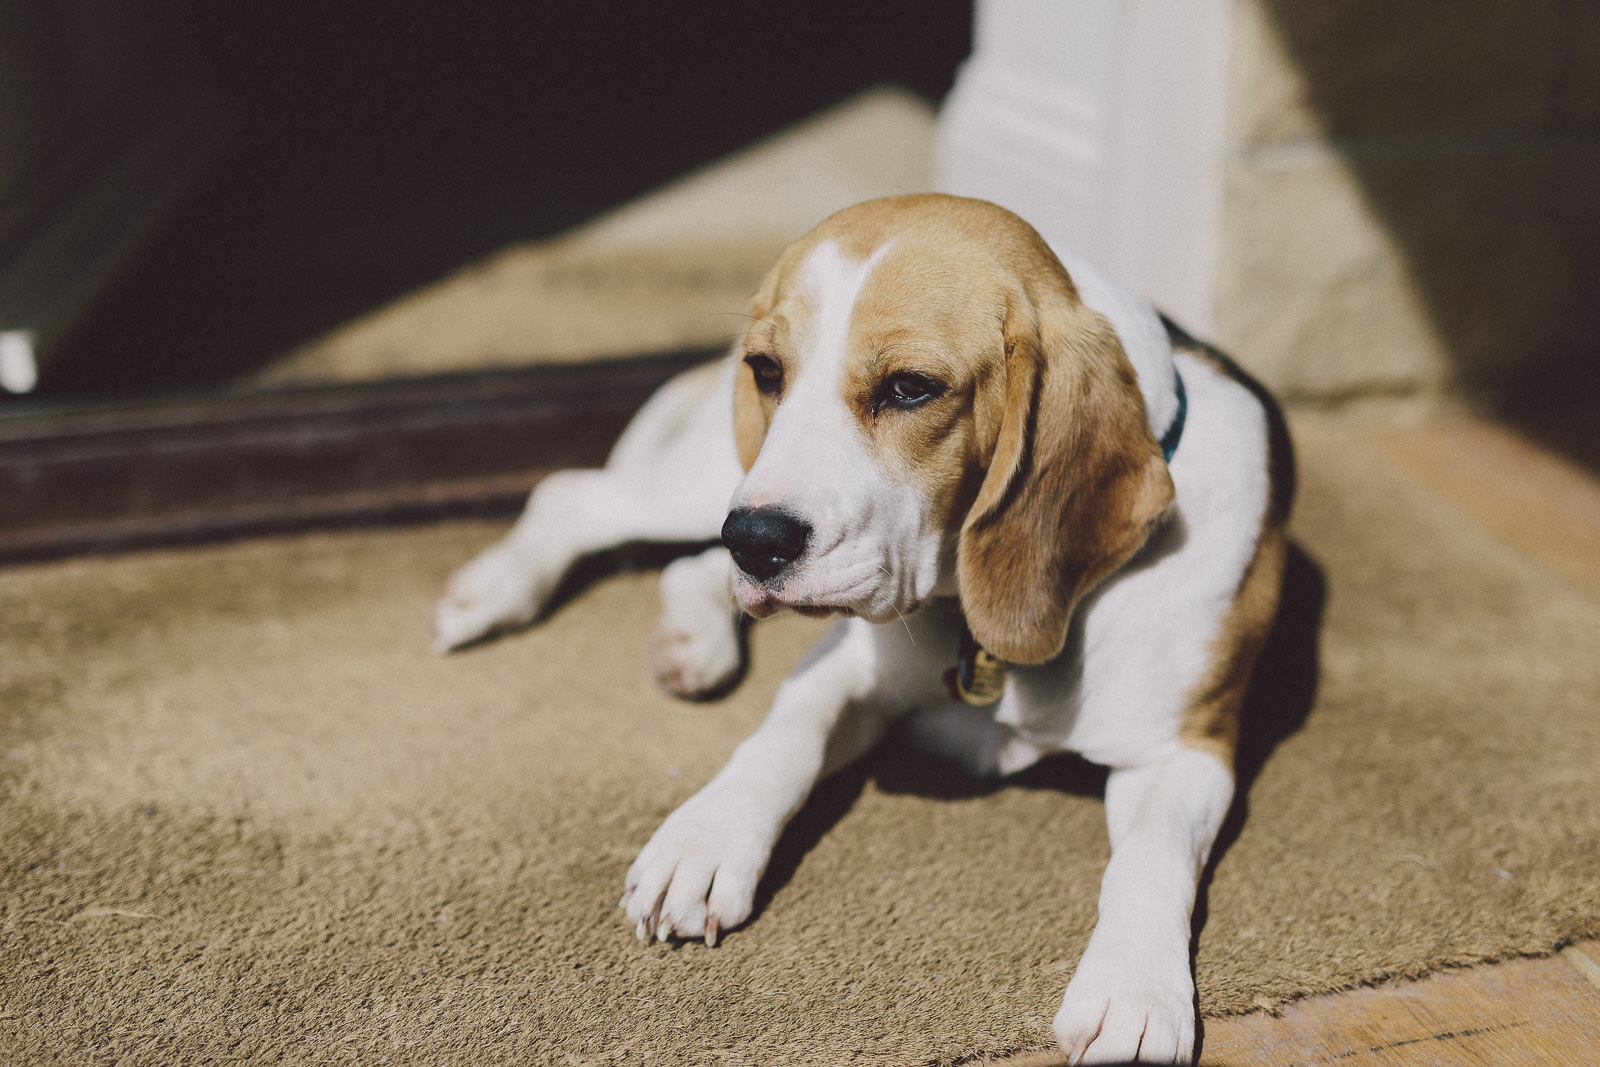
top-left (752, 542), bottom-right (1326, 940)
top-left (1190, 541), bottom-right (1325, 1054)
top-left (752, 752), bottom-right (1112, 927)
top-left (1209, 542), bottom-right (1327, 860)
top-left (543, 540), bottom-right (722, 621)
top-left (512, 531), bottom-right (1324, 941)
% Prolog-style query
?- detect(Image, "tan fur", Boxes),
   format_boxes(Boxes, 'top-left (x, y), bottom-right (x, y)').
top-left (1163, 331), bottom-right (1293, 768)
top-left (1179, 524), bottom-right (1287, 765)
top-left (732, 194), bottom-right (1176, 665)
top-left (732, 360), bottom-right (770, 473)
top-left (957, 295), bottom-right (1174, 665)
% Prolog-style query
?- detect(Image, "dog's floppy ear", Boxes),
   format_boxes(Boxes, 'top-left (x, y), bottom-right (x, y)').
top-left (957, 290), bottom-right (1175, 665)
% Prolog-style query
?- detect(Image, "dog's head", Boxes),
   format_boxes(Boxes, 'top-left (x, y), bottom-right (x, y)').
top-left (723, 194), bottom-right (1175, 665)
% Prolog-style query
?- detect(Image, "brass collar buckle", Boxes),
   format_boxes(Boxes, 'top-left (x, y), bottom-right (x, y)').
top-left (943, 622), bottom-right (1010, 706)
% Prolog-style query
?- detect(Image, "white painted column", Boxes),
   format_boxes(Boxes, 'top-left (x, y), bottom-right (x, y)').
top-left (937, 0), bottom-right (1233, 334)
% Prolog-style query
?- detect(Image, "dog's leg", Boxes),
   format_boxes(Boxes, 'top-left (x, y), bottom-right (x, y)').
top-left (623, 619), bottom-right (890, 945)
top-left (434, 362), bottom-right (741, 651)
top-left (652, 546), bottom-right (743, 700)
top-left (1053, 747), bottom-right (1233, 1064)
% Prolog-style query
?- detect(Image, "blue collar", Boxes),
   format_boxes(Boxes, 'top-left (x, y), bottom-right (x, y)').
top-left (1158, 370), bottom-right (1187, 463)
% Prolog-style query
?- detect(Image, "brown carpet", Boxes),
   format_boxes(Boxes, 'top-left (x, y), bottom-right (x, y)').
top-left (3, 416), bottom-right (1599, 1065)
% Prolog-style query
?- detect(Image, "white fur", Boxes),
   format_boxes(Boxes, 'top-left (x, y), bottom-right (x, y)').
top-left (730, 239), bottom-right (947, 626)
top-left (653, 545), bottom-right (742, 698)
top-left (1055, 249), bottom-right (1182, 442)
top-left (991, 349), bottom-right (1270, 774)
top-left (437, 217), bottom-right (1274, 1064)
top-left (433, 360), bottom-right (743, 665)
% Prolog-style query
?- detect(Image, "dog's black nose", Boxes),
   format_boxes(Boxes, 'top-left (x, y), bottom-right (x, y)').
top-left (722, 507), bottom-right (811, 582)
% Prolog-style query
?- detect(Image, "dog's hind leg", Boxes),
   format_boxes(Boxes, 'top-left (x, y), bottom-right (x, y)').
top-left (434, 360), bottom-right (742, 652)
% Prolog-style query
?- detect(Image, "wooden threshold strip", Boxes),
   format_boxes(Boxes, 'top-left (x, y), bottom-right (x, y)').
top-left (0, 349), bottom-right (716, 564)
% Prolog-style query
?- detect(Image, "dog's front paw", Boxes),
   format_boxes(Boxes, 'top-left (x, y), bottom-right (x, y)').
top-left (621, 791), bottom-right (773, 945)
top-left (652, 548), bottom-right (744, 700)
top-left (433, 542), bottom-right (549, 652)
top-left (651, 618), bottom-right (743, 700)
top-left (1053, 950), bottom-right (1197, 1064)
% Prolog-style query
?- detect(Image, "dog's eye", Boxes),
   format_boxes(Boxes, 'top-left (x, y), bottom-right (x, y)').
top-left (744, 353), bottom-right (783, 396)
top-left (876, 372), bottom-right (944, 413)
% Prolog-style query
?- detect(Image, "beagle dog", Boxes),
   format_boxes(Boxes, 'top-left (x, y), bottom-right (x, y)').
top-left (435, 195), bottom-right (1290, 1064)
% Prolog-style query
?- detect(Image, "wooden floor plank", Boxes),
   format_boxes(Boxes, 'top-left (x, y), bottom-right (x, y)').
top-left (1355, 411), bottom-right (1600, 601)
top-left (983, 944), bottom-right (1600, 1066)
top-left (1201, 942), bottom-right (1600, 1066)
top-left (1561, 942), bottom-right (1600, 993)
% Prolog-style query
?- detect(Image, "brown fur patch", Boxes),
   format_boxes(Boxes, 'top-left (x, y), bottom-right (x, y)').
top-left (732, 357), bottom-right (772, 473)
top-left (956, 293), bottom-right (1174, 666)
top-left (1154, 316), bottom-right (1294, 768)
top-left (1179, 524), bottom-right (1288, 765)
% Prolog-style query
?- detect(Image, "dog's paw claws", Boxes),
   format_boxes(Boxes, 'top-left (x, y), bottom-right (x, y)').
top-left (621, 793), bottom-right (768, 948)
top-left (1054, 955), bottom-right (1196, 1064)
